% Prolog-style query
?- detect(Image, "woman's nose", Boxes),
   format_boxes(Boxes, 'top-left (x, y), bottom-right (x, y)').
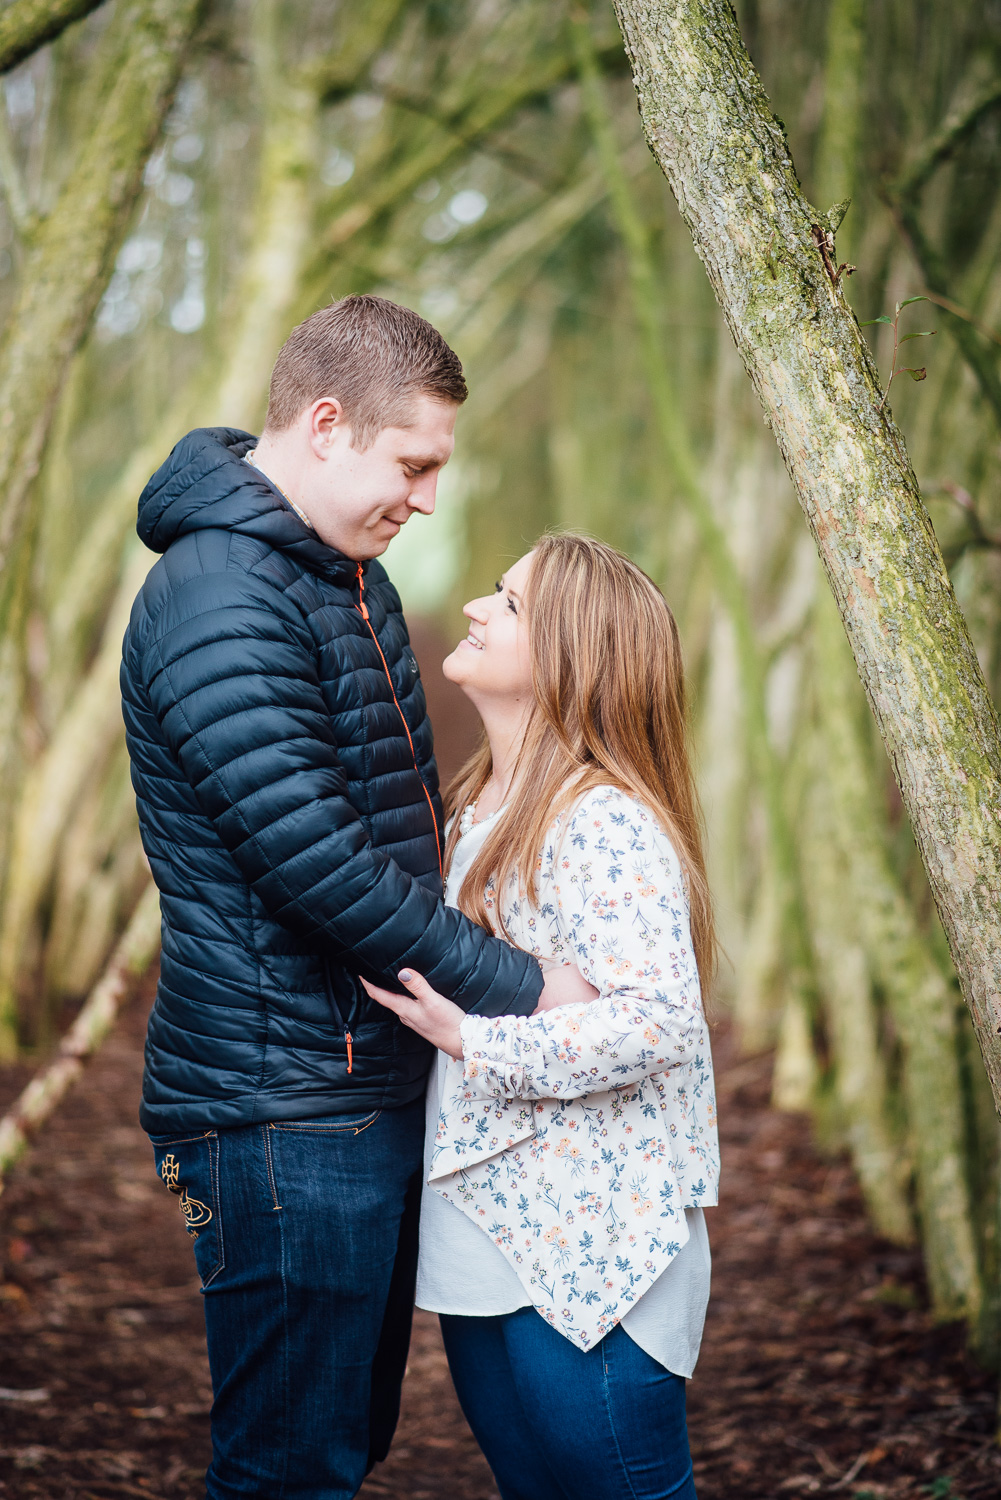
top-left (463, 596), bottom-right (489, 622)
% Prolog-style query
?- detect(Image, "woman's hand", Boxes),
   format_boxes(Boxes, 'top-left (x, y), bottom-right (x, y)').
top-left (359, 970), bottom-right (465, 1059)
top-left (535, 961), bottom-right (599, 1013)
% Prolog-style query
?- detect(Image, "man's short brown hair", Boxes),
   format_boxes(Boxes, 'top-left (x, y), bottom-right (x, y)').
top-left (264, 294), bottom-right (467, 448)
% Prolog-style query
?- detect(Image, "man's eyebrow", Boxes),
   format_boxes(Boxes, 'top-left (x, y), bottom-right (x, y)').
top-left (401, 449), bottom-right (449, 468)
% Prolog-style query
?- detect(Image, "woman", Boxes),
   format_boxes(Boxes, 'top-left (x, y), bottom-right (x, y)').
top-left (362, 534), bottom-right (718, 1500)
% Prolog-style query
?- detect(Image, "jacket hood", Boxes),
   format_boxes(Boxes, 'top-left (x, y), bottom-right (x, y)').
top-left (137, 426), bottom-right (362, 585)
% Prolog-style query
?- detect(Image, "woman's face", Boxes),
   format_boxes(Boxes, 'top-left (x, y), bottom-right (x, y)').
top-left (443, 550), bottom-right (534, 706)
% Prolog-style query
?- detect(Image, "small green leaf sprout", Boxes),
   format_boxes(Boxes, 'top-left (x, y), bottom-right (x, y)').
top-left (861, 296), bottom-right (936, 410)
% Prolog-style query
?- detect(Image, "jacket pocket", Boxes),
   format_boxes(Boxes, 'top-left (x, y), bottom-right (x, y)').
top-left (149, 1130), bottom-right (224, 1287)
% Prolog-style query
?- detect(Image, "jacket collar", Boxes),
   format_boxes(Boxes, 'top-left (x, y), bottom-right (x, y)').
top-left (137, 426), bottom-right (364, 586)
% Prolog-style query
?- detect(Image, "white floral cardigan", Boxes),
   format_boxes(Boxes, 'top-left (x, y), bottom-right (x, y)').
top-left (428, 784), bottom-right (719, 1350)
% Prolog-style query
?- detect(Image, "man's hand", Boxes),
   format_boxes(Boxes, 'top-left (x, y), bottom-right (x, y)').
top-left (359, 970), bottom-right (464, 1058)
top-left (535, 962), bottom-right (599, 1013)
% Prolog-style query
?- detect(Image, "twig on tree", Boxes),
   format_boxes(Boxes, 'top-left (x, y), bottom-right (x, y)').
top-left (810, 221), bottom-right (855, 291)
top-left (860, 297), bottom-right (935, 410)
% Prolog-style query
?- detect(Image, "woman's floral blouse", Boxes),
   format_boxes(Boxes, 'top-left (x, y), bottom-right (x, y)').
top-left (428, 785), bottom-right (719, 1350)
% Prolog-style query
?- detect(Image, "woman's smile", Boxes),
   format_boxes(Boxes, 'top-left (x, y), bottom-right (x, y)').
top-left (443, 551), bottom-right (534, 702)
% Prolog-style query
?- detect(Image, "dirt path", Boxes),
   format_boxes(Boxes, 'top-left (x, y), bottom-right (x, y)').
top-left (0, 980), bottom-right (998, 1500)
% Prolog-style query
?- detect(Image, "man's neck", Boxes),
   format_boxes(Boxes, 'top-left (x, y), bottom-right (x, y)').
top-left (246, 439), bottom-right (315, 533)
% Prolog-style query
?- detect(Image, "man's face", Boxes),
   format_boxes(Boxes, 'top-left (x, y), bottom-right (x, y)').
top-left (300, 393), bottom-right (457, 560)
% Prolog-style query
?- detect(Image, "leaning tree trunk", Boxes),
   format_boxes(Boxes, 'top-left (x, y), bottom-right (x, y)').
top-left (612, 0), bottom-right (1001, 1112)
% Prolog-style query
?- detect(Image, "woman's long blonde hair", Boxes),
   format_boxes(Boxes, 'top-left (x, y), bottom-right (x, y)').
top-left (444, 532), bottom-right (717, 998)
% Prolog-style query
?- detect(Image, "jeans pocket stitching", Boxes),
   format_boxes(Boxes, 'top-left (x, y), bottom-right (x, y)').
top-left (270, 1110), bottom-right (381, 1135)
top-left (149, 1129), bottom-right (218, 1147)
top-left (201, 1133), bottom-right (225, 1287)
top-left (261, 1125), bottom-right (283, 1211)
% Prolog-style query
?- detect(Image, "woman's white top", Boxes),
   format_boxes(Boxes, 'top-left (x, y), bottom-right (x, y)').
top-left (415, 785), bottom-right (718, 1369)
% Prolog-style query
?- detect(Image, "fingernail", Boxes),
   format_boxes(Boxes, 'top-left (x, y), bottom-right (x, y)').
top-left (399, 969), bottom-right (413, 982)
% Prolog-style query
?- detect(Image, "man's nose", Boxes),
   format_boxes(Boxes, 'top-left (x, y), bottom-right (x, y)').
top-left (407, 473), bottom-right (438, 516)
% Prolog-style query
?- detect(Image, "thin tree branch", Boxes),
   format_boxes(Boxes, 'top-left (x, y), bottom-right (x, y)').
top-left (917, 289), bottom-right (1001, 350)
top-left (884, 197), bottom-right (1001, 431)
top-left (0, 0), bottom-right (107, 77)
top-left (893, 73), bottom-right (1001, 202)
top-left (0, 879), bottom-right (159, 1192)
top-left (883, 73), bottom-right (1001, 428)
top-left (309, 41), bottom-right (630, 269)
top-left (0, 90), bottom-right (31, 234)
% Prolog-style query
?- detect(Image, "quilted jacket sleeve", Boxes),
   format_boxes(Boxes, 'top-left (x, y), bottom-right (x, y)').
top-left (142, 568), bottom-right (542, 1018)
top-left (457, 787), bottom-right (706, 1095)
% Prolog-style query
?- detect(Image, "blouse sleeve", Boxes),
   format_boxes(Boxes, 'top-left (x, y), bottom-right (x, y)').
top-left (458, 787), bottom-right (706, 1102)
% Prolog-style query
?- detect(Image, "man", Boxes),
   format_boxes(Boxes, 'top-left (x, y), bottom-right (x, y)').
top-left (121, 295), bottom-right (568, 1498)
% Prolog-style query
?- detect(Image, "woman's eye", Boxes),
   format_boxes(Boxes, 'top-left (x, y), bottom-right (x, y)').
top-left (507, 596), bottom-right (517, 614)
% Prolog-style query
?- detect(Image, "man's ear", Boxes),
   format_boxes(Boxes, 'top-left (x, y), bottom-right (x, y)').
top-left (308, 396), bottom-right (349, 456)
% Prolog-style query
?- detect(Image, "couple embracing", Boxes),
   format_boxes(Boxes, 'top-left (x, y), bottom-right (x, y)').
top-left (122, 295), bottom-right (719, 1500)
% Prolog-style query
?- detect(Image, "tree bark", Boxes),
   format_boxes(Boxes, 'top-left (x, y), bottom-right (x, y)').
top-left (612, 0), bottom-right (1001, 1113)
top-left (0, 0), bottom-right (107, 76)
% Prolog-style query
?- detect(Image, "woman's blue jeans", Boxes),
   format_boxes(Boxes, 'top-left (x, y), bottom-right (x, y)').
top-left (149, 1098), bottom-right (424, 1500)
top-left (440, 1309), bottom-right (697, 1500)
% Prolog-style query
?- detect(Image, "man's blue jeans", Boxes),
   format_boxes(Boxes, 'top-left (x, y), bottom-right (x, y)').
top-left (150, 1098), bottom-right (424, 1499)
top-left (441, 1308), bottom-right (698, 1500)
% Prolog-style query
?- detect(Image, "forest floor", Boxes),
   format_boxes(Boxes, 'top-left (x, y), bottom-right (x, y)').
top-left (0, 978), bottom-right (999, 1500)
top-left (1, 636), bottom-right (1000, 1499)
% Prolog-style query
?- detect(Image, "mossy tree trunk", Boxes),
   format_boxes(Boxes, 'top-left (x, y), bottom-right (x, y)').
top-left (612, 0), bottom-right (1001, 1114)
top-left (0, 0), bottom-right (107, 75)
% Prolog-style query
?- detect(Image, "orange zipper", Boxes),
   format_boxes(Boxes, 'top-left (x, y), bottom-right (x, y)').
top-left (345, 1031), bottom-right (353, 1074)
top-left (355, 565), bottom-right (443, 880)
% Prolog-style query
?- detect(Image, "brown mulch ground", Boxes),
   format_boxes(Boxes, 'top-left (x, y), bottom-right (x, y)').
top-left (1, 641), bottom-right (1000, 1498)
top-left (0, 989), bottom-right (998, 1500)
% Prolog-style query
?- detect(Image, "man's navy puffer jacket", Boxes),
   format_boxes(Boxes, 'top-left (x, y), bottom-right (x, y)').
top-left (122, 428), bottom-right (542, 1135)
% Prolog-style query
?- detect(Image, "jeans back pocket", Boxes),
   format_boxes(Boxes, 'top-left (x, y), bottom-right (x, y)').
top-left (149, 1130), bottom-right (225, 1287)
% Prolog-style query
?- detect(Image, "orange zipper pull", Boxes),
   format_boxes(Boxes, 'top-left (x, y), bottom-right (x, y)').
top-left (356, 564), bottom-right (369, 620)
top-left (345, 1031), bottom-right (354, 1075)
